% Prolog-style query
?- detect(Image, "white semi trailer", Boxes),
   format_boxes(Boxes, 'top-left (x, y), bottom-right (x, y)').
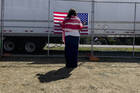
top-left (1, 0), bottom-right (140, 53)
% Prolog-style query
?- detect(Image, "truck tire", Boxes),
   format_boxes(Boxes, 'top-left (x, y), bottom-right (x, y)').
top-left (4, 40), bottom-right (15, 52)
top-left (95, 41), bottom-right (102, 45)
top-left (37, 42), bottom-right (46, 50)
top-left (24, 41), bottom-right (36, 53)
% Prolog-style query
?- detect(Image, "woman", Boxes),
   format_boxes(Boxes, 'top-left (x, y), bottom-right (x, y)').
top-left (61, 9), bottom-right (83, 68)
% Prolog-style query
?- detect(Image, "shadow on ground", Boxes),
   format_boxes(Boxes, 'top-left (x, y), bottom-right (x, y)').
top-left (0, 56), bottom-right (140, 64)
top-left (36, 67), bottom-right (75, 83)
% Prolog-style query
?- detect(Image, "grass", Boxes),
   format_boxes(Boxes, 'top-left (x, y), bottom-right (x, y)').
top-left (44, 46), bottom-right (140, 52)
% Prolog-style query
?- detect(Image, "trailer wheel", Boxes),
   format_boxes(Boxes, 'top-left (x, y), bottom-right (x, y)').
top-left (4, 40), bottom-right (15, 52)
top-left (37, 42), bottom-right (46, 50)
top-left (95, 41), bottom-right (102, 45)
top-left (25, 42), bottom-right (36, 53)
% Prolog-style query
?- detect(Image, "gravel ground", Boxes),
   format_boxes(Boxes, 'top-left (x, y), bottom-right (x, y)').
top-left (0, 57), bottom-right (140, 93)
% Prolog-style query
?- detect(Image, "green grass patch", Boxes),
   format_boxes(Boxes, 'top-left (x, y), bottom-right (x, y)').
top-left (44, 47), bottom-right (140, 52)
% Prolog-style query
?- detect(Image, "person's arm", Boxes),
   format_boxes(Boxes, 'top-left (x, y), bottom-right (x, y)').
top-left (79, 20), bottom-right (84, 33)
top-left (60, 18), bottom-right (66, 43)
top-left (60, 17), bottom-right (67, 29)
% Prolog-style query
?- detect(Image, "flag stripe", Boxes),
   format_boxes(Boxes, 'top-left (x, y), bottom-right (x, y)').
top-left (54, 19), bottom-right (64, 21)
top-left (54, 32), bottom-right (88, 35)
top-left (54, 29), bottom-right (88, 31)
top-left (54, 25), bottom-right (88, 28)
top-left (54, 15), bottom-right (67, 18)
top-left (54, 12), bottom-right (68, 15)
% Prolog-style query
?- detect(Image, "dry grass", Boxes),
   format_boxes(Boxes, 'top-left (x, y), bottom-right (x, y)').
top-left (0, 57), bottom-right (140, 93)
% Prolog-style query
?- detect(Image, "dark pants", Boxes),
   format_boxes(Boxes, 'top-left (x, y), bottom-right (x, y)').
top-left (65, 36), bottom-right (80, 67)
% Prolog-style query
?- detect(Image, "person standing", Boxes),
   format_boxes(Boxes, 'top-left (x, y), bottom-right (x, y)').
top-left (61, 9), bottom-right (83, 68)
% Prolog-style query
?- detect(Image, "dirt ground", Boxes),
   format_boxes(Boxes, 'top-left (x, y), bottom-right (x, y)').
top-left (0, 57), bottom-right (140, 93)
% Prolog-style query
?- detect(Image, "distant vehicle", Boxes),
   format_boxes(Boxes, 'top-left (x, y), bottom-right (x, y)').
top-left (1, 0), bottom-right (140, 53)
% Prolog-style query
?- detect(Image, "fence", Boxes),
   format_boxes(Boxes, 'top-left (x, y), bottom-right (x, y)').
top-left (0, 0), bottom-right (4, 56)
top-left (93, 1), bottom-right (140, 57)
top-left (0, 0), bottom-right (140, 58)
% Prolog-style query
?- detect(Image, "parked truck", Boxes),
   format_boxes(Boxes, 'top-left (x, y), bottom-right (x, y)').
top-left (1, 0), bottom-right (140, 53)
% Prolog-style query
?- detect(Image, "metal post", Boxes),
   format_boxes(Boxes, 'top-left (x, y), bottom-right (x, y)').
top-left (0, 0), bottom-right (4, 57)
top-left (91, 0), bottom-right (95, 56)
top-left (132, 2), bottom-right (136, 57)
top-left (47, 0), bottom-right (51, 56)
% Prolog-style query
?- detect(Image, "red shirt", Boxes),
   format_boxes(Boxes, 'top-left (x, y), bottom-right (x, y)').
top-left (61, 16), bottom-right (83, 37)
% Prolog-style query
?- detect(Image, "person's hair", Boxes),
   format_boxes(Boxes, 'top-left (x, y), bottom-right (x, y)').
top-left (67, 9), bottom-right (77, 19)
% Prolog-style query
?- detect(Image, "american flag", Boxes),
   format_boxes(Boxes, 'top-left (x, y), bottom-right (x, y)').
top-left (53, 12), bottom-right (88, 35)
